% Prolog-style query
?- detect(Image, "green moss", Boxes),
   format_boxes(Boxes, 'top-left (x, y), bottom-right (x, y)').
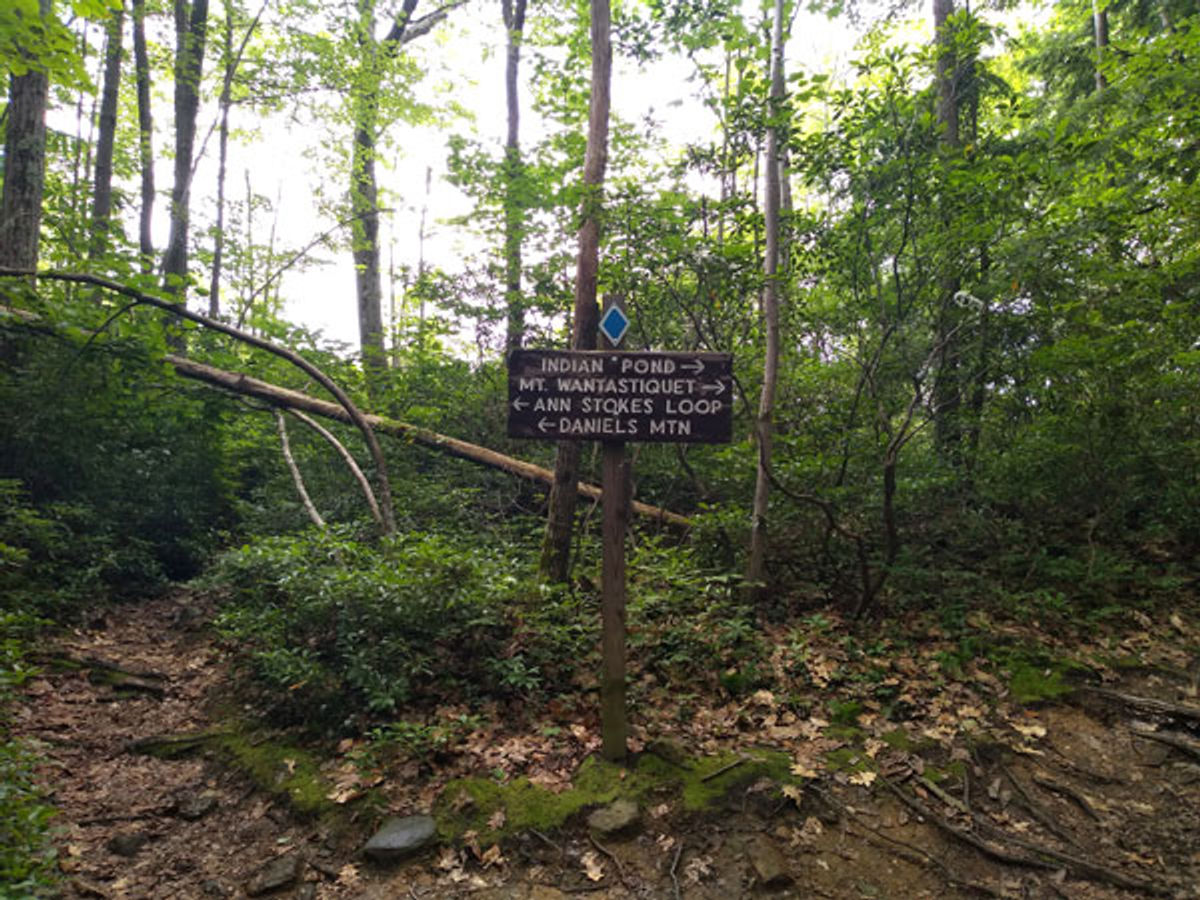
top-left (880, 729), bottom-right (913, 751)
top-left (829, 699), bottom-right (863, 726)
top-left (216, 733), bottom-right (333, 815)
top-left (433, 748), bottom-right (797, 843)
top-left (1007, 661), bottom-right (1074, 704)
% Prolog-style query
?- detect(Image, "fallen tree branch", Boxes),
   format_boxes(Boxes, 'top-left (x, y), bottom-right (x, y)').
top-left (167, 355), bottom-right (691, 528)
top-left (289, 408), bottom-right (383, 528)
top-left (275, 410), bottom-right (325, 528)
top-left (0, 269), bottom-right (397, 534)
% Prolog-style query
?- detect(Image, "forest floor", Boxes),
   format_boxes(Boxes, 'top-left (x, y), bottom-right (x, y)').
top-left (12, 588), bottom-right (1200, 900)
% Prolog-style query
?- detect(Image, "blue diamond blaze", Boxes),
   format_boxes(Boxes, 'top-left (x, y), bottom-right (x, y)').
top-left (600, 305), bottom-right (630, 346)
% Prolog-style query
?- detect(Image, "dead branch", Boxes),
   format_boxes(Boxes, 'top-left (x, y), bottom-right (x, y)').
top-left (288, 408), bottom-right (383, 527)
top-left (0, 268), bottom-right (397, 534)
top-left (275, 410), bottom-right (325, 528)
top-left (167, 355), bottom-right (690, 528)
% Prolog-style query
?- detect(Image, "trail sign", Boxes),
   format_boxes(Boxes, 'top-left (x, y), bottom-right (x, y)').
top-left (507, 349), bottom-right (733, 444)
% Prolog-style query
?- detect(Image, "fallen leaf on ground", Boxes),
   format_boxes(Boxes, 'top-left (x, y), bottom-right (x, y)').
top-left (581, 850), bottom-right (604, 882)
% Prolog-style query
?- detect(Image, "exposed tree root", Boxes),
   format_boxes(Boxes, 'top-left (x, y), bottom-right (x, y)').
top-left (1130, 725), bottom-right (1200, 761)
top-left (1030, 773), bottom-right (1102, 822)
top-left (997, 760), bottom-right (1085, 849)
top-left (882, 776), bottom-right (1173, 896)
top-left (1080, 686), bottom-right (1200, 723)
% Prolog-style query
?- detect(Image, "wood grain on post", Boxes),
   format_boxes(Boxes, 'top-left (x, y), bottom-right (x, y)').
top-left (600, 440), bottom-right (629, 762)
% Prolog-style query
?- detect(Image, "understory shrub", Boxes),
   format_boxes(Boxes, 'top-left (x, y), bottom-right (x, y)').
top-left (209, 526), bottom-right (538, 729)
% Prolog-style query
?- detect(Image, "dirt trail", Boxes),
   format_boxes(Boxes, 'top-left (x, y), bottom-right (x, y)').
top-left (14, 592), bottom-right (1200, 899)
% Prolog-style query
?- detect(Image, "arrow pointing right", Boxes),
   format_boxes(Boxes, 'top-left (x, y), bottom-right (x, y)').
top-left (681, 359), bottom-right (705, 375)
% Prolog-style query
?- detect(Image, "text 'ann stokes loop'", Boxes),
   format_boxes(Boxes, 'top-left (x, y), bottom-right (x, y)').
top-left (507, 349), bottom-right (733, 444)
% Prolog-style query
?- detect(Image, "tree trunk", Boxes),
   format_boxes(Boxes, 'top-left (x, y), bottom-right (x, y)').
top-left (502, 0), bottom-right (528, 353)
top-left (132, 0), bottom-right (156, 271)
top-left (209, 0), bottom-right (234, 315)
top-left (745, 0), bottom-right (786, 598)
top-left (0, 2), bottom-right (51, 271)
top-left (1092, 0), bottom-right (1109, 91)
top-left (90, 2), bottom-right (125, 259)
top-left (162, 0), bottom-right (210, 298)
top-left (540, 0), bottom-right (612, 582)
top-left (931, 0), bottom-right (964, 463)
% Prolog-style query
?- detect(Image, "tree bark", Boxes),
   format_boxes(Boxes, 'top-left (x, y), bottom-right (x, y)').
top-left (0, 0), bottom-right (51, 271)
top-left (502, 0), bottom-right (528, 353)
top-left (162, 0), bottom-right (210, 297)
top-left (275, 410), bottom-right (326, 528)
top-left (209, 0), bottom-right (234, 315)
top-left (348, 0), bottom-right (457, 393)
top-left (746, 0), bottom-right (785, 598)
top-left (132, 0), bottom-right (156, 271)
top-left (90, 2), bottom-right (125, 259)
top-left (931, 0), bottom-right (964, 463)
top-left (540, 0), bottom-right (612, 582)
top-left (1092, 0), bottom-right (1109, 92)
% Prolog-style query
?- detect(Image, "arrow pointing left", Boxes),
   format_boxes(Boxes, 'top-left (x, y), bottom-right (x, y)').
top-left (537, 417), bottom-right (555, 433)
top-left (512, 397), bottom-right (530, 411)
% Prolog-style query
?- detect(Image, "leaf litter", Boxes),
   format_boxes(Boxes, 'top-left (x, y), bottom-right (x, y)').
top-left (11, 590), bottom-right (1200, 898)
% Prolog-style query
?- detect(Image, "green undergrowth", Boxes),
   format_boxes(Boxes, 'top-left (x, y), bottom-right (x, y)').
top-left (0, 614), bottom-right (59, 897)
top-left (434, 748), bottom-right (795, 844)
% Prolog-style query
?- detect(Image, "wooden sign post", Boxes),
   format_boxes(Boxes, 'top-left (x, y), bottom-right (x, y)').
top-left (598, 298), bottom-right (629, 761)
top-left (508, 303), bottom-right (732, 761)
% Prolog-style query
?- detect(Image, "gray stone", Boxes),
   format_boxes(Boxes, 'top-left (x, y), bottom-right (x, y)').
top-left (200, 879), bottom-right (230, 897)
top-left (745, 834), bottom-right (791, 888)
top-left (362, 814), bottom-right (437, 862)
top-left (175, 790), bottom-right (218, 821)
top-left (244, 853), bottom-right (302, 896)
top-left (586, 799), bottom-right (640, 837)
top-left (106, 831), bottom-right (150, 857)
top-left (294, 884), bottom-right (317, 900)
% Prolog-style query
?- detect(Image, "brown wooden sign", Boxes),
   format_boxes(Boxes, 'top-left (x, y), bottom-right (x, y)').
top-left (508, 349), bottom-right (733, 443)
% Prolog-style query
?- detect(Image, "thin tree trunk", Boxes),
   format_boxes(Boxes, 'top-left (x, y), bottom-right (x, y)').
top-left (746, 0), bottom-right (786, 597)
top-left (133, 0), bottom-right (156, 271)
top-left (350, 0), bottom-right (420, 395)
top-left (209, 0), bottom-right (234, 315)
top-left (931, 0), bottom-right (964, 462)
top-left (540, 0), bottom-right (612, 582)
top-left (0, 0), bottom-right (51, 270)
top-left (162, 0), bottom-right (211, 297)
top-left (90, 2), bottom-right (125, 258)
top-left (1092, 0), bottom-right (1109, 91)
top-left (502, 0), bottom-right (528, 353)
